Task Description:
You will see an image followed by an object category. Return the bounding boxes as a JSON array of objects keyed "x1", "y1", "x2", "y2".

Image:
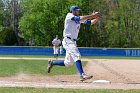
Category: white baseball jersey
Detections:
[
  {"x1": 63, "y1": 13, "x2": 80, "y2": 39},
  {"x1": 52, "y1": 38, "x2": 61, "y2": 46},
  {"x1": 62, "y1": 13, "x2": 81, "y2": 66}
]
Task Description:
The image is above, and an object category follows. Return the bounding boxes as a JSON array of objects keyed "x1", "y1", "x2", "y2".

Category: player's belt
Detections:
[{"x1": 66, "y1": 37, "x2": 77, "y2": 41}]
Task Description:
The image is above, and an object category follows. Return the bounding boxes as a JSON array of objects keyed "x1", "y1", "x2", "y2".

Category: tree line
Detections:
[{"x1": 0, "y1": 0, "x2": 140, "y2": 48}]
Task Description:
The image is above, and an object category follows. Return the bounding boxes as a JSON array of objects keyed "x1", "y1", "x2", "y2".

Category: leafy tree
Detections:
[
  {"x1": 17, "y1": 0, "x2": 140, "y2": 47},
  {"x1": 0, "y1": 0, "x2": 4, "y2": 32},
  {"x1": 0, "y1": 27, "x2": 17, "y2": 45}
]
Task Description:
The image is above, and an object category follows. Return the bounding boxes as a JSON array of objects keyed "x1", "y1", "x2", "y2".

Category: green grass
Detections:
[
  {"x1": 0, "y1": 55, "x2": 52, "y2": 58},
  {"x1": 0, "y1": 87, "x2": 139, "y2": 93},
  {"x1": 0, "y1": 59, "x2": 87, "y2": 77}
]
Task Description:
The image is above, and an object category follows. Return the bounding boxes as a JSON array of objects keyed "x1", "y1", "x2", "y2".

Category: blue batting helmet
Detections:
[{"x1": 70, "y1": 6, "x2": 80, "y2": 12}]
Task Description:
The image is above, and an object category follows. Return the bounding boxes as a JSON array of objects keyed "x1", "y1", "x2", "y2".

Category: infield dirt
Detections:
[{"x1": 0, "y1": 57, "x2": 140, "y2": 89}]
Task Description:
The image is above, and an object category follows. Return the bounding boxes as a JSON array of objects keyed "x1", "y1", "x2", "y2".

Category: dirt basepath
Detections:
[
  {"x1": 0, "y1": 57, "x2": 140, "y2": 89},
  {"x1": 85, "y1": 59, "x2": 140, "y2": 84}
]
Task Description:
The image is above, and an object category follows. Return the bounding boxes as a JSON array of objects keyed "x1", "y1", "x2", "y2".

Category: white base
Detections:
[{"x1": 93, "y1": 80, "x2": 111, "y2": 84}]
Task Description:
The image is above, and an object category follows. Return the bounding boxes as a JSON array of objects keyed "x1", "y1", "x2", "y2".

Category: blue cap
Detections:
[{"x1": 70, "y1": 6, "x2": 80, "y2": 12}]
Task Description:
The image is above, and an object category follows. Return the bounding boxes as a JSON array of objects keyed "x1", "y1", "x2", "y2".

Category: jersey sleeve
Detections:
[
  {"x1": 66, "y1": 13, "x2": 80, "y2": 24},
  {"x1": 83, "y1": 20, "x2": 91, "y2": 25},
  {"x1": 71, "y1": 16, "x2": 80, "y2": 24}
]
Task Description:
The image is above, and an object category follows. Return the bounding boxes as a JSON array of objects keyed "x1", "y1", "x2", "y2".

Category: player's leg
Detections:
[
  {"x1": 52, "y1": 38, "x2": 73, "y2": 67},
  {"x1": 48, "y1": 39, "x2": 75, "y2": 73},
  {"x1": 53, "y1": 46, "x2": 56, "y2": 58},
  {"x1": 67, "y1": 46, "x2": 84, "y2": 76},
  {"x1": 47, "y1": 59, "x2": 65, "y2": 73},
  {"x1": 67, "y1": 44, "x2": 93, "y2": 81},
  {"x1": 47, "y1": 51, "x2": 73, "y2": 73},
  {"x1": 53, "y1": 46, "x2": 59, "y2": 58},
  {"x1": 55, "y1": 47, "x2": 59, "y2": 60},
  {"x1": 75, "y1": 60, "x2": 93, "y2": 81},
  {"x1": 63, "y1": 51, "x2": 74, "y2": 67}
]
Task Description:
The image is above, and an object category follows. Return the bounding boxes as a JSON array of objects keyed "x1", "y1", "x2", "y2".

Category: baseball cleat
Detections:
[
  {"x1": 47, "y1": 60, "x2": 54, "y2": 73},
  {"x1": 80, "y1": 73, "x2": 93, "y2": 82}
]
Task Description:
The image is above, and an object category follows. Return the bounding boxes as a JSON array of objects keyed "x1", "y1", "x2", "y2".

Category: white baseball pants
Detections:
[{"x1": 62, "y1": 37, "x2": 81, "y2": 67}]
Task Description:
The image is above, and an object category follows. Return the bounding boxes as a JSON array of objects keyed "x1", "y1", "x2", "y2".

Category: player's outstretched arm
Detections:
[
  {"x1": 80, "y1": 12, "x2": 100, "y2": 22},
  {"x1": 82, "y1": 16, "x2": 100, "y2": 25},
  {"x1": 91, "y1": 18, "x2": 100, "y2": 25}
]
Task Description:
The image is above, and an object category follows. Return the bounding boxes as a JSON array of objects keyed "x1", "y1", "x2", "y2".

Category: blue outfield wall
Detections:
[{"x1": 0, "y1": 46, "x2": 140, "y2": 57}]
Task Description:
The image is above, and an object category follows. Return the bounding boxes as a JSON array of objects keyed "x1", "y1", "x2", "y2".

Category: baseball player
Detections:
[
  {"x1": 52, "y1": 35, "x2": 61, "y2": 58},
  {"x1": 48, "y1": 6, "x2": 100, "y2": 81}
]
